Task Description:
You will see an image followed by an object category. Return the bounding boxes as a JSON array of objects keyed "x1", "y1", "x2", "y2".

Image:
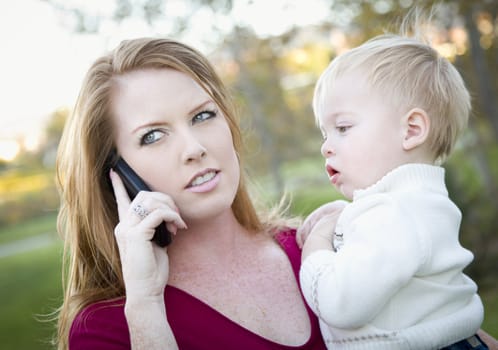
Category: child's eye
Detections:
[
  {"x1": 192, "y1": 110, "x2": 216, "y2": 125},
  {"x1": 140, "y1": 129, "x2": 165, "y2": 145},
  {"x1": 336, "y1": 125, "x2": 351, "y2": 134}
]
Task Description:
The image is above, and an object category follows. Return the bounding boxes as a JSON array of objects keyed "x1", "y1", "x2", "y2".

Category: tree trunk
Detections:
[{"x1": 464, "y1": 5, "x2": 498, "y2": 138}]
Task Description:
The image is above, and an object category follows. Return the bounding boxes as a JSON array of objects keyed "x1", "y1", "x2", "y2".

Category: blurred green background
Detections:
[{"x1": 1, "y1": 0, "x2": 497, "y2": 348}]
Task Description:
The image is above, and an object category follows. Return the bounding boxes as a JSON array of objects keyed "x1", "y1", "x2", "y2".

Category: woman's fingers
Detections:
[
  {"x1": 109, "y1": 169, "x2": 132, "y2": 220},
  {"x1": 110, "y1": 169, "x2": 186, "y2": 232},
  {"x1": 141, "y1": 191, "x2": 179, "y2": 213},
  {"x1": 138, "y1": 207, "x2": 187, "y2": 236}
]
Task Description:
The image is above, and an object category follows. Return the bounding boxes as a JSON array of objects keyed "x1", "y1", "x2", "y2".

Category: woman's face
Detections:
[{"x1": 110, "y1": 68, "x2": 240, "y2": 222}]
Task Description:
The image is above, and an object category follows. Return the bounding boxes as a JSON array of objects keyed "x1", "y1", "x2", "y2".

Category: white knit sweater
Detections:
[{"x1": 300, "y1": 164, "x2": 483, "y2": 349}]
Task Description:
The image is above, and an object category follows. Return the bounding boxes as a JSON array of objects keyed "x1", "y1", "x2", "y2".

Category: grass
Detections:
[
  {"x1": 0, "y1": 213, "x2": 58, "y2": 245},
  {"x1": 0, "y1": 243, "x2": 63, "y2": 350}
]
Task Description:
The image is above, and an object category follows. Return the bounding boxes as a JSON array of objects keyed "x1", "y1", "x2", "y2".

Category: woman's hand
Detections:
[
  {"x1": 110, "y1": 169, "x2": 183, "y2": 349},
  {"x1": 296, "y1": 200, "x2": 348, "y2": 248},
  {"x1": 110, "y1": 169, "x2": 187, "y2": 299}
]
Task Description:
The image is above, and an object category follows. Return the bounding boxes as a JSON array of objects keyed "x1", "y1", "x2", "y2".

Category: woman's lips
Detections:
[{"x1": 186, "y1": 169, "x2": 220, "y2": 193}]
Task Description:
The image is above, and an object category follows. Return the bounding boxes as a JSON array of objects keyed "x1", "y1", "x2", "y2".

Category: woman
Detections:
[{"x1": 55, "y1": 37, "x2": 324, "y2": 349}]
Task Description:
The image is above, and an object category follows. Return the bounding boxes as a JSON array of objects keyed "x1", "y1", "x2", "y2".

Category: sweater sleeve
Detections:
[{"x1": 299, "y1": 197, "x2": 428, "y2": 329}]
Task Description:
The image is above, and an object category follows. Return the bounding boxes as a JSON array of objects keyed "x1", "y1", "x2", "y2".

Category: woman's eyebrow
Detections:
[
  {"x1": 131, "y1": 120, "x2": 165, "y2": 134},
  {"x1": 130, "y1": 100, "x2": 216, "y2": 134},
  {"x1": 187, "y1": 99, "x2": 215, "y2": 116}
]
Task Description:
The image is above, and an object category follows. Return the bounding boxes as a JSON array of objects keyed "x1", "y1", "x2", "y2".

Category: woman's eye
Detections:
[
  {"x1": 192, "y1": 110, "x2": 216, "y2": 125},
  {"x1": 140, "y1": 129, "x2": 165, "y2": 145}
]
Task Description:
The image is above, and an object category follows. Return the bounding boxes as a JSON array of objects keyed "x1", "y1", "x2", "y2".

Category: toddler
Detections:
[{"x1": 298, "y1": 21, "x2": 486, "y2": 350}]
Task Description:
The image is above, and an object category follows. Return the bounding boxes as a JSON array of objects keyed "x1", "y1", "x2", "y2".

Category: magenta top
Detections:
[{"x1": 68, "y1": 229, "x2": 326, "y2": 349}]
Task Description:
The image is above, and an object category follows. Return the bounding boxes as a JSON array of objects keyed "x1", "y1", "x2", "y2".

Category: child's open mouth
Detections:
[{"x1": 326, "y1": 165, "x2": 339, "y2": 185}]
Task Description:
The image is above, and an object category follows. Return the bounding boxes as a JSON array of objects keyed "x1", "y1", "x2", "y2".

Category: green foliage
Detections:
[
  {"x1": 43, "y1": 107, "x2": 68, "y2": 150},
  {"x1": 481, "y1": 289, "x2": 498, "y2": 338},
  {"x1": 0, "y1": 171, "x2": 58, "y2": 227},
  {"x1": 278, "y1": 157, "x2": 345, "y2": 216},
  {"x1": 290, "y1": 186, "x2": 342, "y2": 217},
  {"x1": 445, "y1": 145, "x2": 498, "y2": 290}
]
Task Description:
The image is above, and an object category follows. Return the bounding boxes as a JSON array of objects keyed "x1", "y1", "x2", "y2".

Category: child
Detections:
[{"x1": 298, "y1": 16, "x2": 487, "y2": 350}]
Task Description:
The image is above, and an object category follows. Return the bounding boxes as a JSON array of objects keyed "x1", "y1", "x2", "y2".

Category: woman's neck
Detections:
[{"x1": 168, "y1": 209, "x2": 257, "y2": 262}]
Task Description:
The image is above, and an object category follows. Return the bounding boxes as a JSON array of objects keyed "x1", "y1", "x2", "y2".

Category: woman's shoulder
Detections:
[
  {"x1": 69, "y1": 298, "x2": 130, "y2": 349},
  {"x1": 274, "y1": 227, "x2": 298, "y2": 247},
  {"x1": 273, "y1": 227, "x2": 301, "y2": 274}
]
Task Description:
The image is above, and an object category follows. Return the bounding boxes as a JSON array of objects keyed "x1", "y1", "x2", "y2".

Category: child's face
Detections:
[{"x1": 317, "y1": 70, "x2": 407, "y2": 199}]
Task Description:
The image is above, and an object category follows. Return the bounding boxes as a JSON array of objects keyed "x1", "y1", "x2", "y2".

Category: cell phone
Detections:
[{"x1": 109, "y1": 153, "x2": 172, "y2": 247}]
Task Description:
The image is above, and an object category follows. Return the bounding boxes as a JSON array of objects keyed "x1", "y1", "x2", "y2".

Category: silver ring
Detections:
[{"x1": 132, "y1": 204, "x2": 149, "y2": 219}]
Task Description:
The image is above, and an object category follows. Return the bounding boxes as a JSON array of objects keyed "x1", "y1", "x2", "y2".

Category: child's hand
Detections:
[
  {"x1": 301, "y1": 209, "x2": 343, "y2": 261},
  {"x1": 296, "y1": 200, "x2": 348, "y2": 248}
]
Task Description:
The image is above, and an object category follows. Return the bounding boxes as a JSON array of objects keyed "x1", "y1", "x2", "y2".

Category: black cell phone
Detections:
[{"x1": 109, "y1": 154, "x2": 172, "y2": 247}]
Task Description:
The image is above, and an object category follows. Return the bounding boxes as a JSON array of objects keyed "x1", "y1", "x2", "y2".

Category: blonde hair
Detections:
[
  {"x1": 55, "y1": 37, "x2": 268, "y2": 349},
  {"x1": 313, "y1": 10, "x2": 471, "y2": 162}
]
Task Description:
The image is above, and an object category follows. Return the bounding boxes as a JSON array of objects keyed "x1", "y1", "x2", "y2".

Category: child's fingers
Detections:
[
  {"x1": 297, "y1": 200, "x2": 349, "y2": 248},
  {"x1": 296, "y1": 229, "x2": 304, "y2": 248},
  {"x1": 296, "y1": 221, "x2": 311, "y2": 248}
]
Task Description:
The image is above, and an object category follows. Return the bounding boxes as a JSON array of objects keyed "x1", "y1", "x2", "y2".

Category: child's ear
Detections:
[{"x1": 402, "y1": 108, "x2": 430, "y2": 151}]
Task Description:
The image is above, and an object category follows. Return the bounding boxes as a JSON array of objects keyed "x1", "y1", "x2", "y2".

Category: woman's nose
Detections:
[
  {"x1": 182, "y1": 134, "x2": 207, "y2": 163},
  {"x1": 185, "y1": 147, "x2": 206, "y2": 163}
]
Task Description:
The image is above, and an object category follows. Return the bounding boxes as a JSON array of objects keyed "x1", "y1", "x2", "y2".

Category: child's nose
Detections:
[{"x1": 321, "y1": 140, "x2": 336, "y2": 158}]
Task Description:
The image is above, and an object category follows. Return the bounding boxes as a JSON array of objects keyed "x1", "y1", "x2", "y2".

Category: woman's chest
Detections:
[{"x1": 168, "y1": 250, "x2": 311, "y2": 345}]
